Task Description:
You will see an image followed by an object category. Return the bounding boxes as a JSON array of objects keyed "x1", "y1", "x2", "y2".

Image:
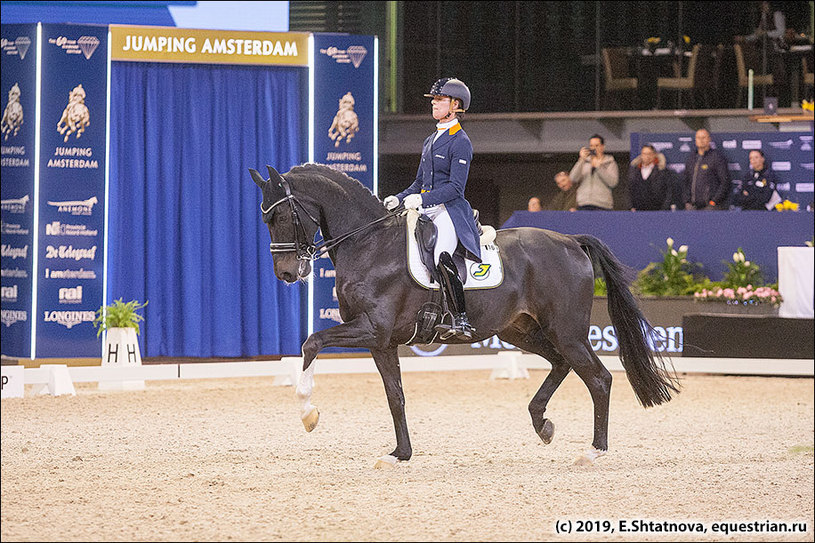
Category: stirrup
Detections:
[{"x1": 435, "y1": 315, "x2": 475, "y2": 341}]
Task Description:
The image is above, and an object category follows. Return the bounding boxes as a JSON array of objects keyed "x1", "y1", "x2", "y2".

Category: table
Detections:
[
  {"x1": 778, "y1": 246, "x2": 814, "y2": 318},
  {"x1": 629, "y1": 47, "x2": 694, "y2": 110}
]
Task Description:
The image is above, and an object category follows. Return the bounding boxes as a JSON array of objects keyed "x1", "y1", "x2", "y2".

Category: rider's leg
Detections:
[{"x1": 434, "y1": 251, "x2": 475, "y2": 340}]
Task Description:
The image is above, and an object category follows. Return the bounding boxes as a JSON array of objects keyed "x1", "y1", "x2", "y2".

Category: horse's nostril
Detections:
[{"x1": 282, "y1": 272, "x2": 294, "y2": 283}]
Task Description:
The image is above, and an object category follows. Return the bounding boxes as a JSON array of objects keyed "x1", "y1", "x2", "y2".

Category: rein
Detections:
[{"x1": 261, "y1": 176, "x2": 403, "y2": 262}]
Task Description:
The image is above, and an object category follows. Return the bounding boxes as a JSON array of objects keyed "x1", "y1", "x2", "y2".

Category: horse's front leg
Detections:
[
  {"x1": 370, "y1": 347, "x2": 411, "y2": 469},
  {"x1": 295, "y1": 315, "x2": 377, "y2": 434}
]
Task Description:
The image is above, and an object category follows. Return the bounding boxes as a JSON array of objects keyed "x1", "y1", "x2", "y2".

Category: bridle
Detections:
[{"x1": 261, "y1": 176, "x2": 403, "y2": 262}]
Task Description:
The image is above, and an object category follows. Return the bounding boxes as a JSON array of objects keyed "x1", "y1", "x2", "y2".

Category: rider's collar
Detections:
[{"x1": 436, "y1": 118, "x2": 459, "y2": 132}]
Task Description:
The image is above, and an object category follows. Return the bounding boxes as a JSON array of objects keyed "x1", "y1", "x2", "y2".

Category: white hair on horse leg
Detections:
[{"x1": 296, "y1": 363, "x2": 316, "y2": 417}]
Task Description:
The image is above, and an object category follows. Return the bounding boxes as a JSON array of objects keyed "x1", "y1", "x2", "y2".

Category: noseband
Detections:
[{"x1": 261, "y1": 176, "x2": 402, "y2": 262}]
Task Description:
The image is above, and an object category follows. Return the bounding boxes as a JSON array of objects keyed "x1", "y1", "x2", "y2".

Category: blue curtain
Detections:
[{"x1": 109, "y1": 62, "x2": 305, "y2": 357}]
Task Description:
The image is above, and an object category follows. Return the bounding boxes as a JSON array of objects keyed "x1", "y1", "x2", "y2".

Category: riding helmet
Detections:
[{"x1": 424, "y1": 77, "x2": 471, "y2": 112}]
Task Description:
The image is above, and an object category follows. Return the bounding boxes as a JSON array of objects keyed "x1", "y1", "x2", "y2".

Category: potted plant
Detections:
[{"x1": 93, "y1": 298, "x2": 148, "y2": 366}]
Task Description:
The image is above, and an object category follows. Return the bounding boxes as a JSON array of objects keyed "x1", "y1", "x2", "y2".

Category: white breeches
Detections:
[{"x1": 421, "y1": 203, "x2": 457, "y2": 265}]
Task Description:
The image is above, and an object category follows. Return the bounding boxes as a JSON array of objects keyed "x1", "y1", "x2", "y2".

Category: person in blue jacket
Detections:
[
  {"x1": 731, "y1": 149, "x2": 781, "y2": 210},
  {"x1": 383, "y1": 77, "x2": 481, "y2": 341}
]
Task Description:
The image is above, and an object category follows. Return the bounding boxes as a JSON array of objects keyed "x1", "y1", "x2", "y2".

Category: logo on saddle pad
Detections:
[{"x1": 405, "y1": 212, "x2": 503, "y2": 290}]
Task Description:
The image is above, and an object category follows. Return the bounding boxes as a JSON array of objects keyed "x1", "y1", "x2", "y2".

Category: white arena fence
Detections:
[{"x1": 4, "y1": 352, "x2": 812, "y2": 398}]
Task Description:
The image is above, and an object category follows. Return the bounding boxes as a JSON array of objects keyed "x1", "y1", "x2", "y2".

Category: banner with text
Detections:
[
  {"x1": 110, "y1": 25, "x2": 309, "y2": 66},
  {"x1": 312, "y1": 34, "x2": 376, "y2": 351},
  {"x1": 1, "y1": 23, "x2": 37, "y2": 358},
  {"x1": 36, "y1": 24, "x2": 108, "y2": 358},
  {"x1": 630, "y1": 131, "x2": 814, "y2": 204}
]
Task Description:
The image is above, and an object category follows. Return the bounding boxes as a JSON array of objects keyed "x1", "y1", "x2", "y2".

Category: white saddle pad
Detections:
[{"x1": 405, "y1": 210, "x2": 504, "y2": 290}]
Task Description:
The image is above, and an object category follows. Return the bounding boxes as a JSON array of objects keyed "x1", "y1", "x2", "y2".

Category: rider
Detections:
[{"x1": 383, "y1": 77, "x2": 481, "y2": 341}]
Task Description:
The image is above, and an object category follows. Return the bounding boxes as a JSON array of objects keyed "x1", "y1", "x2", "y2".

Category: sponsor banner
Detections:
[
  {"x1": 110, "y1": 26, "x2": 309, "y2": 66},
  {"x1": 36, "y1": 24, "x2": 108, "y2": 357},
  {"x1": 631, "y1": 131, "x2": 815, "y2": 203},
  {"x1": 311, "y1": 34, "x2": 376, "y2": 353},
  {"x1": 1, "y1": 23, "x2": 37, "y2": 358}
]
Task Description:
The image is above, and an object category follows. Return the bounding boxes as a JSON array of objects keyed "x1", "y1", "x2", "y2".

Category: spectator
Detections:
[
  {"x1": 731, "y1": 150, "x2": 782, "y2": 210},
  {"x1": 546, "y1": 171, "x2": 578, "y2": 211},
  {"x1": 682, "y1": 128, "x2": 730, "y2": 210},
  {"x1": 628, "y1": 144, "x2": 673, "y2": 211},
  {"x1": 527, "y1": 196, "x2": 543, "y2": 212},
  {"x1": 569, "y1": 134, "x2": 619, "y2": 210},
  {"x1": 744, "y1": 1, "x2": 786, "y2": 48}
]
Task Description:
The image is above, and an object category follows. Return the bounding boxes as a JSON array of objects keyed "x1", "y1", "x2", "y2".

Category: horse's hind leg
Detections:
[
  {"x1": 553, "y1": 337, "x2": 612, "y2": 463},
  {"x1": 370, "y1": 347, "x2": 412, "y2": 468},
  {"x1": 498, "y1": 326, "x2": 571, "y2": 445}
]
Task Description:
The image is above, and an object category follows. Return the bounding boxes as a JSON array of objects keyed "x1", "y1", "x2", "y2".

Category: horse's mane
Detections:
[{"x1": 287, "y1": 163, "x2": 386, "y2": 217}]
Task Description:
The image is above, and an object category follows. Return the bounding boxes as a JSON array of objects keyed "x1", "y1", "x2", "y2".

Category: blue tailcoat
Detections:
[{"x1": 396, "y1": 124, "x2": 482, "y2": 262}]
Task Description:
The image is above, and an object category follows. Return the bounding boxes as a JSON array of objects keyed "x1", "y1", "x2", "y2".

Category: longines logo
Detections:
[
  {"x1": 57, "y1": 84, "x2": 90, "y2": 142},
  {"x1": 1, "y1": 194, "x2": 29, "y2": 213},
  {"x1": 1, "y1": 36, "x2": 31, "y2": 60},
  {"x1": 2, "y1": 83, "x2": 23, "y2": 140},
  {"x1": 1, "y1": 309, "x2": 27, "y2": 327},
  {"x1": 43, "y1": 310, "x2": 95, "y2": 329},
  {"x1": 47, "y1": 196, "x2": 97, "y2": 215},
  {"x1": 319, "y1": 45, "x2": 367, "y2": 68},
  {"x1": 328, "y1": 92, "x2": 359, "y2": 148}
]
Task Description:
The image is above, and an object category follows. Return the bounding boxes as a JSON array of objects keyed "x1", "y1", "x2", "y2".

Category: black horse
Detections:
[{"x1": 251, "y1": 163, "x2": 679, "y2": 467}]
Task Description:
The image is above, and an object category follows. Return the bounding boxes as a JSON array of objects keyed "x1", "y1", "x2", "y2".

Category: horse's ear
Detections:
[
  {"x1": 249, "y1": 168, "x2": 267, "y2": 189},
  {"x1": 266, "y1": 165, "x2": 284, "y2": 185}
]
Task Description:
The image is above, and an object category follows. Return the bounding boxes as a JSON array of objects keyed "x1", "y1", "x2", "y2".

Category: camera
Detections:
[{"x1": 589, "y1": 149, "x2": 596, "y2": 156}]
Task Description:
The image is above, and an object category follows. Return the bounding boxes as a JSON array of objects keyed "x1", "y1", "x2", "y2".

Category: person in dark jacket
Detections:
[
  {"x1": 628, "y1": 144, "x2": 673, "y2": 211},
  {"x1": 731, "y1": 150, "x2": 781, "y2": 210},
  {"x1": 682, "y1": 128, "x2": 731, "y2": 210},
  {"x1": 382, "y1": 77, "x2": 480, "y2": 340}
]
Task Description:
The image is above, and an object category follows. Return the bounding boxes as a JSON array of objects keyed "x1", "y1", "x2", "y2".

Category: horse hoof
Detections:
[
  {"x1": 574, "y1": 447, "x2": 607, "y2": 466},
  {"x1": 301, "y1": 407, "x2": 319, "y2": 432},
  {"x1": 538, "y1": 418, "x2": 555, "y2": 445},
  {"x1": 374, "y1": 455, "x2": 399, "y2": 470}
]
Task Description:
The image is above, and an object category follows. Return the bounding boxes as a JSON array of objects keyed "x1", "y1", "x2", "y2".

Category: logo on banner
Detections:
[
  {"x1": 57, "y1": 85, "x2": 90, "y2": 142},
  {"x1": 801, "y1": 163, "x2": 814, "y2": 171},
  {"x1": 650, "y1": 142, "x2": 673, "y2": 152},
  {"x1": 800, "y1": 136, "x2": 813, "y2": 151},
  {"x1": 796, "y1": 183, "x2": 814, "y2": 193},
  {"x1": 771, "y1": 161, "x2": 791, "y2": 171},
  {"x1": 1, "y1": 267, "x2": 28, "y2": 278},
  {"x1": 742, "y1": 140, "x2": 762, "y2": 150},
  {"x1": 727, "y1": 163, "x2": 741, "y2": 171},
  {"x1": 1, "y1": 309, "x2": 27, "y2": 327},
  {"x1": 1, "y1": 221, "x2": 29, "y2": 235},
  {"x1": 1, "y1": 36, "x2": 31, "y2": 60},
  {"x1": 45, "y1": 268, "x2": 97, "y2": 280},
  {"x1": 722, "y1": 139, "x2": 737, "y2": 149},
  {"x1": 769, "y1": 139, "x2": 793, "y2": 150},
  {"x1": 668, "y1": 163, "x2": 685, "y2": 174},
  {"x1": 1, "y1": 284, "x2": 18, "y2": 303},
  {"x1": 48, "y1": 35, "x2": 99, "y2": 59},
  {"x1": 320, "y1": 45, "x2": 367, "y2": 68},
  {"x1": 58, "y1": 285, "x2": 83, "y2": 304},
  {"x1": 47, "y1": 196, "x2": 97, "y2": 215},
  {"x1": 45, "y1": 221, "x2": 98, "y2": 237},
  {"x1": 328, "y1": 92, "x2": 360, "y2": 148},
  {"x1": 45, "y1": 245, "x2": 98, "y2": 261},
  {"x1": 1, "y1": 244, "x2": 28, "y2": 259},
  {"x1": 43, "y1": 310, "x2": 95, "y2": 329},
  {"x1": 2, "y1": 83, "x2": 24, "y2": 140}
]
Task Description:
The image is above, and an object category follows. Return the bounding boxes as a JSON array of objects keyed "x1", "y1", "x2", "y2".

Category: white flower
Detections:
[
  {"x1": 732, "y1": 252, "x2": 740, "y2": 262},
  {"x1": 671, "y1": 249, "x2": 678, "y2": 256},
  {"x1": 744, "y1": 261, "x2": 750, "y2": 267},
  {"x1": 679, "y1": 245, "x2": 688, "y2": 254},
  {"x1": 666, "y1": 237, "x2": 674, "y2": 247}
]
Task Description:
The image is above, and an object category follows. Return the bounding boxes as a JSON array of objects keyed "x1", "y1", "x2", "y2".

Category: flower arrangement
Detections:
[
  {"x1": 721, "y1": 248, "x2": 763, "y2": 288},
  {"x1": 634, "y1": 238, "x2": 702, "y2": 296},
  {"x1": 694, "y1": 285, "x2": 782, "y2": 306},
  {"x1": 775, "y1": 199, "x2": 799, "y2": 211}
]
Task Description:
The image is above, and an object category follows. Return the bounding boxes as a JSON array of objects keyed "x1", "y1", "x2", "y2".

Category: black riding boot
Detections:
[{"x1": 434, "y1": 252, "x2": 475, "y2": 341}]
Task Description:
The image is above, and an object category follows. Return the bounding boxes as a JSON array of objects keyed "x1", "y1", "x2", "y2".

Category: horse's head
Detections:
[{"x1": 250, "y1": 165, "x2": 320, "y2": 284}]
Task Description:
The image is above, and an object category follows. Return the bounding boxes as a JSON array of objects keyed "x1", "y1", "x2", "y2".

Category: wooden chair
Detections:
[
  {"x1": 656, "y1": 44, "x2": 701, "y2": 109},
  {"x1": 602, "y1": 47, "x2": 638, "y2": 110},
  {"x1": 734, "y1": 42, "x2": 774, "y2": 108}
]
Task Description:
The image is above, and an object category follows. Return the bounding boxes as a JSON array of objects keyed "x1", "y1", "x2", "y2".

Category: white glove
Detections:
[
  {"x1": 403, "y1": 193, "x2": 423, "y2": 210},
  {"x1": 383, "y1": 195, "x2": 399, "y2": 210}
]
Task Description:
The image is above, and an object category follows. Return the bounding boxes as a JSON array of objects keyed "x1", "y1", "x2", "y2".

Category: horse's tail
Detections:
[{"x1": 575, "y1": 234, "x2": 680, "y2": 407}]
